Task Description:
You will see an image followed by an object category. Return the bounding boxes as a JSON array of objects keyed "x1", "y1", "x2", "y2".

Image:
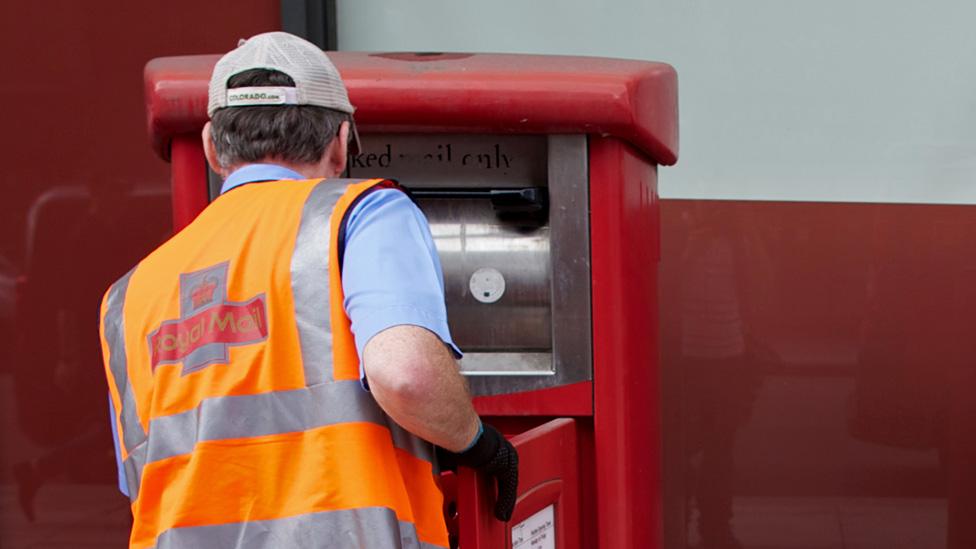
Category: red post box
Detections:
[{"x1": 144, "y1": 51, "x2": 678, "y2": 548}]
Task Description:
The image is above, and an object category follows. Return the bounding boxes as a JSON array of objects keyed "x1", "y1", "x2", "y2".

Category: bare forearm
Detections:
[{"x1": 363, "y1": 325, "x2": 481, "y2": 452}]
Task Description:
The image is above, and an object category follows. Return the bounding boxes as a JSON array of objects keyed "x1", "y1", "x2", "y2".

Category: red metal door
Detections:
[{"x1": 457, "y1": 418, "x2": 581, "y2": 549}]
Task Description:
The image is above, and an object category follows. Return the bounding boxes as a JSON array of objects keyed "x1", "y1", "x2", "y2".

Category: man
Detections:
[{"x1": 100, "y1": 31, "x2": 517, "y2": 549}]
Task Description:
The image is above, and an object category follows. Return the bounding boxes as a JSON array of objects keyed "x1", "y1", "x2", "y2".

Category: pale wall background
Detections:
[{"x1": 337, "y1": 1, "x2": 976, "y2": 204}]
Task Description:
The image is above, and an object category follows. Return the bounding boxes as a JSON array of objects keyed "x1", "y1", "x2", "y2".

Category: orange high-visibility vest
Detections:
[{"x1": 99, "y1": 178, "x2": 449, "y2": 549}]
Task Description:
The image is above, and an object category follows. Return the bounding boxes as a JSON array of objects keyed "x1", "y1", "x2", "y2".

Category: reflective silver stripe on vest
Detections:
[
  {"x1": 123, "y1": 441, "x2": 147, "y2": 502},
  {"x1": 387, "y1": 419, "x2": 435, "y2": 465},
  {"x1": 145, "y1": 379, "x2": 386, "y2": 464},
  {"x1": 151, "y1": 506, "x2": 446, "y2": 549},
  {"x1": 290, "y1": 180, "x2": 348, "y2": 386},
  {"x1": 104, "y1": 270, "x2": 148, "y2": 454},
  {"x1": 123, "y1": 380, "x2": 436, "y2": 502}
]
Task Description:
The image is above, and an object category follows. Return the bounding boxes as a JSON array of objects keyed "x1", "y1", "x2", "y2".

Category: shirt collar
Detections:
[{"x1": 220, "y1": 164, "x2": 305, "y2": 195}]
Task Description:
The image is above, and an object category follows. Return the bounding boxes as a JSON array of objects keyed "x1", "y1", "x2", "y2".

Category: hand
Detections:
[{"x1": 454, "y1": 423, "x2": 519, "y2": 522}]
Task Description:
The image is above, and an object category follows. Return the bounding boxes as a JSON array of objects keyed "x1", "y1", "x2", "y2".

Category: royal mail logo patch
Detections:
[{"x1": 148, "y1": 262, "x2": 268, "y2": 375}]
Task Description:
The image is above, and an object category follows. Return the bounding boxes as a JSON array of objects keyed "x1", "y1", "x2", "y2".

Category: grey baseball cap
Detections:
[{"x1": 208, "y1": 31, "x2": 360, "y2": 154}]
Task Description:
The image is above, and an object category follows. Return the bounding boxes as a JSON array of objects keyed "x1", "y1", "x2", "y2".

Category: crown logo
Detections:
[{"x1": 190, "y1": 276, "x2": 218, "y2": 309}]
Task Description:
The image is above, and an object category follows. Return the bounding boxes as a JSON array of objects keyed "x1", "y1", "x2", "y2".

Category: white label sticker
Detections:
[
  {"x1": 225, "y1": 87, "x2": 298, "y2": 107},
  {"x1": 469, "y1": 267, "x2": 506, "y2": 304},
  {"x1": 511, "y1": 504, "x2": 555, "y2": 549}
]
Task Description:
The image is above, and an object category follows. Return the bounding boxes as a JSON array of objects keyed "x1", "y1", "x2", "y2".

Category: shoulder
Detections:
[
  {"x1": 344, "y1": 186, "x2": 429, "y2": 238},
  {"x1": 347, "y1": 186, "x2": 419, "y2": 220}
]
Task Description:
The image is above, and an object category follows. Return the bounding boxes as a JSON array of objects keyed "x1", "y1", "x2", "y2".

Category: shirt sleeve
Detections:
[
  {"x1": 109, "y1": 394, "x2": 129, "y2": 497},
  {"x1": 341, "y1": 188, "x2": 462, "y2": 379}
]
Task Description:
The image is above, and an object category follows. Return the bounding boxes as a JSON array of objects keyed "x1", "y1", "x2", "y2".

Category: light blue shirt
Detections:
[{"x1": 112, "y1": 164, "x2": 459, "y2": 496}]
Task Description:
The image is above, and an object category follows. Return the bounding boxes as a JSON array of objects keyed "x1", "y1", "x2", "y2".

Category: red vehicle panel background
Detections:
[{"x1": 0, "y1": 3, "x2": 278, "y2": 546}]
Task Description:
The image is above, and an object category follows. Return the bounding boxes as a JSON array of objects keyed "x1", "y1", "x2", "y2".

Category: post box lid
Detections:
[{"x1": 144, "y1": 51, "x2": 678, "y2": 165}]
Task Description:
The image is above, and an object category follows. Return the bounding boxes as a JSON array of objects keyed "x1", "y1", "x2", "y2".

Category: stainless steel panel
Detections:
[
  {"x1": 459, "y1": 352, "x2": 552, "y2": 374},
  {"x1": 425, "y1": 198, "x2": 551, "y2": 352},
  {"x1": 543, "y1": 134, "x2": 592, "y2": 390},
  {"x1": 349, "y1": 133, "x2": 592, "y2": 397},
  {"x1": 347, "y1": 134, "x2": 548, "y2": 188}
]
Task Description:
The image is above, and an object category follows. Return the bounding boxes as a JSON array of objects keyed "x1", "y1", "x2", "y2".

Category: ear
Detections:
[
  {"x1": 201, "y1": 122, "x2": 228, "y2": 177},
  {"x1": 324, "y1": 121, "x2": 350, "y2": 177}
]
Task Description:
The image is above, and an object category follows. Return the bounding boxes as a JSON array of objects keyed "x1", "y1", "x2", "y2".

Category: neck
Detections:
[{"x1": 226, "y1": 158, "x2": 335, "y2": 180}]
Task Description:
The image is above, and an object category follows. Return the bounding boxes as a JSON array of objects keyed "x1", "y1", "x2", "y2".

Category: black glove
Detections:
[{"x1": 451, "y1": 423, "x2": 519, "y2": 522}]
